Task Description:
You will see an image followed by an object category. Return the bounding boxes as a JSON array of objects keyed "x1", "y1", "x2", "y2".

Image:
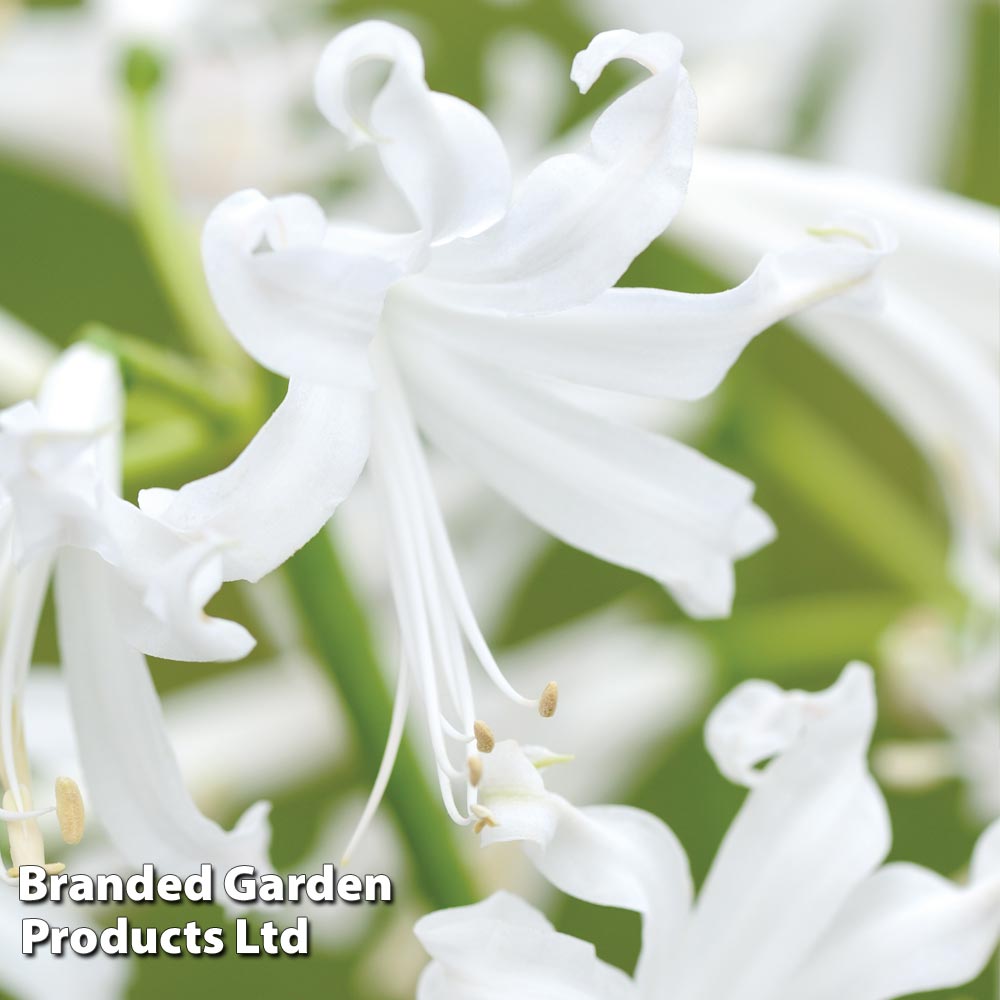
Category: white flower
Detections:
[
  {"x1": 670, "y1": 146, "x2": 1000, "y2": 606},
  {"x1": 417, "y1": 664, "x2": 1000, "y2": 1000},
  {"x1": 578, "y1": 0, "x2": 971, "y2": 185},
  {"x1": 875, "y1": 609, "x2": 1000, "y2": 823},
  {"x1": 0, "y1": 345, "x2": 268, "y2": 886},
  {"x1": 0, "y1": 0, "x2": 334, "y2": 207},
  {"x1": 141, "y1": 22, "x2": 889, "y2": 832}
]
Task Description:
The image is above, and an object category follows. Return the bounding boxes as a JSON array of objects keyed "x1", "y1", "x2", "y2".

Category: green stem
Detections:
[
  {"x1": 283, "y1": 531, "x2": 477, "y2": 911},
  {"x1": 121, "y1": 49, "x2": 245, "y2": 368},
  {"x1": 123, "y1": 414, "x2": 214, "y2": 484},
  {"x1": 703, "y1": 591, "x2": 910, "y2": 680},
  {"x1": 83, "y1": 323, "x2": 254, "y2": 425},
  {"x1": 745, "y1": 380, "x2": 963, "y2": 617}
]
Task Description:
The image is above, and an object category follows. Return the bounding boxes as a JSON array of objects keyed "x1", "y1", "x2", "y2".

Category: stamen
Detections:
[
  {"x1": 55, "y1": 777, "x2": 85, "y2": 846},
  {"x1": 340, "y1": 654, "x2": 410, "y2": 866},
  {"x1": 8, "y1": 863, "x2": 65, "y2": 878},
  {"x1": 474, "y1": 720, "x2": 495, "y2": 753},
  {"x1": 467, "y1": 755, "x2": 483, "y2": 787},
  {"x1": 538, "y1": 681, "x2": 559, "y2": 718},
  {"x1": 2, "y1": 787, "x2": 45, "y2": 870},
  {"x1": 470, "y1": 804, "x2": 497, "y2": 834}
]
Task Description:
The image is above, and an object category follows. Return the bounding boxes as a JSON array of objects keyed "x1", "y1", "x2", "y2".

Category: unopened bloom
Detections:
[
  {"x1": 418, "y1": 664, "x2": 1000, "y2": 1000},
  {"x1": 142, "y1": 22, "x2": 889, "y2": 832},
  {"x1": 0, "y1": 345, "x2": 268, "y2": 883}
]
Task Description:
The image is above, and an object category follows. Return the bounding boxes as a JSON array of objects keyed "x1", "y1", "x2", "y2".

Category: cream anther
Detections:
[
  {"x1": 538, "y1": 682, "x2": 559, "y2": 718},
  {"x1": 55, "y1": 777, "x2": 85, "y2": 846},
  {"x1": 474, "y1": 720, "x2": 496, "y2": 754}
]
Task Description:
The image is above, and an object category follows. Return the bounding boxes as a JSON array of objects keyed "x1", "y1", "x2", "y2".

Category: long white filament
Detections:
[
  {"x1": 340, "y1": 651, "x2": 410, "y2": 866},
  {"x1": 0, "y1": 528, "x2": 54, "y2": 883},
  {"x1": 0, "y1": 555, "x2": 51, "y2": 808},
  {"x1": 350, "y1": 342, "x2": 554, "y2": 833},
  {"x1": 373, "y1": 452, "x2": 465, "y2": 783},
  {"x1": 371, "y1": 456, "x2": 471, "y2": 824},
  {"x1": 376, "y1": 346, "x2": 538, "y2": 709}
]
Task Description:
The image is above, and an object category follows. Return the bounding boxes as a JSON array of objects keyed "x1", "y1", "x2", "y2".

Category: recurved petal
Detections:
[
  {"x1": 397, "y1": 337, "x2": 767, "y2": 618},
  {"x1": 475, "y1": 742, "x2": 692, "y2": 991},
  {"x1": 202, "y1": 189, "x2": 401, "y2": 387},
  {"x1": 54, "y1": 547, "x2": 272, "y2": 881},
  {"x1": 669, "y1": 664, "x2": 891, "y2": 1000},
  {"x1": 422, "y1": 30, "x2": 696, "y2": 314},
  {"x1": 139, "y1": 379, "x2": 371, "y2": 584},
  {"x1": 781, "y1": 821, "x2": 1000, "y2": 1000},
  {"x1": 411, "y1": 219, "x2": 890, "y2": 399},
  {"x1": 415, "y1": 892, "x2": 636, "y2": 1000},
  {"x1": 705, "y1": 674, "x2": 846, "y2": 788},
  {"x1": 315, "y1": 20, "x2": 511, "y2": 243},
  {"x1": 104, "y1": 508, "x2": 256, "y2": 663}
]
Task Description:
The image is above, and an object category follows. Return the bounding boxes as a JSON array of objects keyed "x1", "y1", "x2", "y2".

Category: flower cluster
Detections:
[{"x1": 1, "y1": 14, "x2": 996, "y2": 1000}]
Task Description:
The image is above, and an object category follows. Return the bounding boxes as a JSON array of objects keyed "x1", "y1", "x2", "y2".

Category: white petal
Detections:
[
  {"x1": 478, "y1": 608, "x2": 712, "y2": 804},
  {"x1": 202, "y1": 189, "x2": 401, "y2": 387},
  {"x1": 34, "y1": 342, "x2": 122, "y2": 435},
  {"x1": 477, "y1": 742, "x2": 692, "y2": 990},
  {"x1": 104, "y1": 503, "x2": 256, "y2": 662},
  {"x1": 672, "y1": 148, "x2": 1000, "y2": 605},
  {"x1": 669, "y1": 664, "x2": 891, "y2": 1000},
  {"x1": 415, "y1": 891, "x2": 636, "y2": 1000},
  {"x1": 409, "y1": 220, "x2": 889, "y2": 399},
  {"x1": 0, "y1": 306, "x2": 55, "y2": 406},
  {"x1": 140, "y1": 379, "x2": 371, "y2": 583},
  {"x1": 315, "y1": 20, "x2": 511, "y2": 243},
  {"x1": 0, "y1": 344, "x2": 122, "y2": 563},
  {"x1": 397, "y1": 337, "x2": 768, "y2": 617},
  {"x1": 0, "y1": 896, "x2": 131, "y2": 1000},
  {"x1": 423, "y1": 30, "x2": 696, "y2": 314},
  {"x1": 783, "y1": 820, "x2": 1000, "y2": 1000},
  {"x1": 55, "y1": 547, "x2": 272, "y2": 880},
  {"x1": 705, "y1": 674, "x2": 846, "y2": 788}
]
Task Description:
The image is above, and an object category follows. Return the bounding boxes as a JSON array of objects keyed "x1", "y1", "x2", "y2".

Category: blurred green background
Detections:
[{"x1": 1, "y1": 0, "x2": 997, "y2": 997}]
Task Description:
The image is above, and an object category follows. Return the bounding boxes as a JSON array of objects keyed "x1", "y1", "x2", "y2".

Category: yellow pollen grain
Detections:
[
  {"x1": 467, "y1": 756, "x2": 483, "y2": 787},
  {"x1": 473, "y1": 720, "x2": 495, "y2": 754},
  {"x1": 55, "y1": 777, "x2": 85, "y2": 846},
  {"x1": 538, "y1": 681, "x2": 559, "y2": 718}
]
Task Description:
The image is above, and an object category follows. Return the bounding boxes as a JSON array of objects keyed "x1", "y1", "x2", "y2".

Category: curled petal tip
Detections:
[{"x1": 570, "y1": 29, "x2": 684, "y2": 94}]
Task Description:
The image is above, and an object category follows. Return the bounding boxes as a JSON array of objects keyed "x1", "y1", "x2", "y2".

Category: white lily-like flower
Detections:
[
  {"x1": 0, "y1": 344, "x2": 269, "y2": 886},
  {"x1": 875, "y1": 609, "x2": 1000, "y2": 823},
  {"x1": 418, "y1": 663, "x2": 1000, "y2": 1000},
  {"x1": 141, "y1": 21, "x2": 890, "y2": 834},
  {"x1": 670, "y1": 147, "x2": 1000, "y2": 606},
  {"x1": 579, "y1": 0, "x2": 972, "y2": 185},
  {"x1": 0, "y1": 0, "x2": 335, "y2": 208}
]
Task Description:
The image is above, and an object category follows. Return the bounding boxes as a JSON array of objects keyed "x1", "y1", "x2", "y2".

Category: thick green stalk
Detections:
[
  {"x1": 704, "y1": 591, "x2": 910, "y2": 680},
  {"x1": 284, "y1": 531, "x2": 477, "y2": 911},
  {"x1": 83, "y1": 324, "x2": 253, "y2": 424},
  {"x1": 746, "y1": 380, "x2": 964, "y2": 617},
  {"x1": 121, "y1": 48, "x2": 245, "y2": 368}
]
